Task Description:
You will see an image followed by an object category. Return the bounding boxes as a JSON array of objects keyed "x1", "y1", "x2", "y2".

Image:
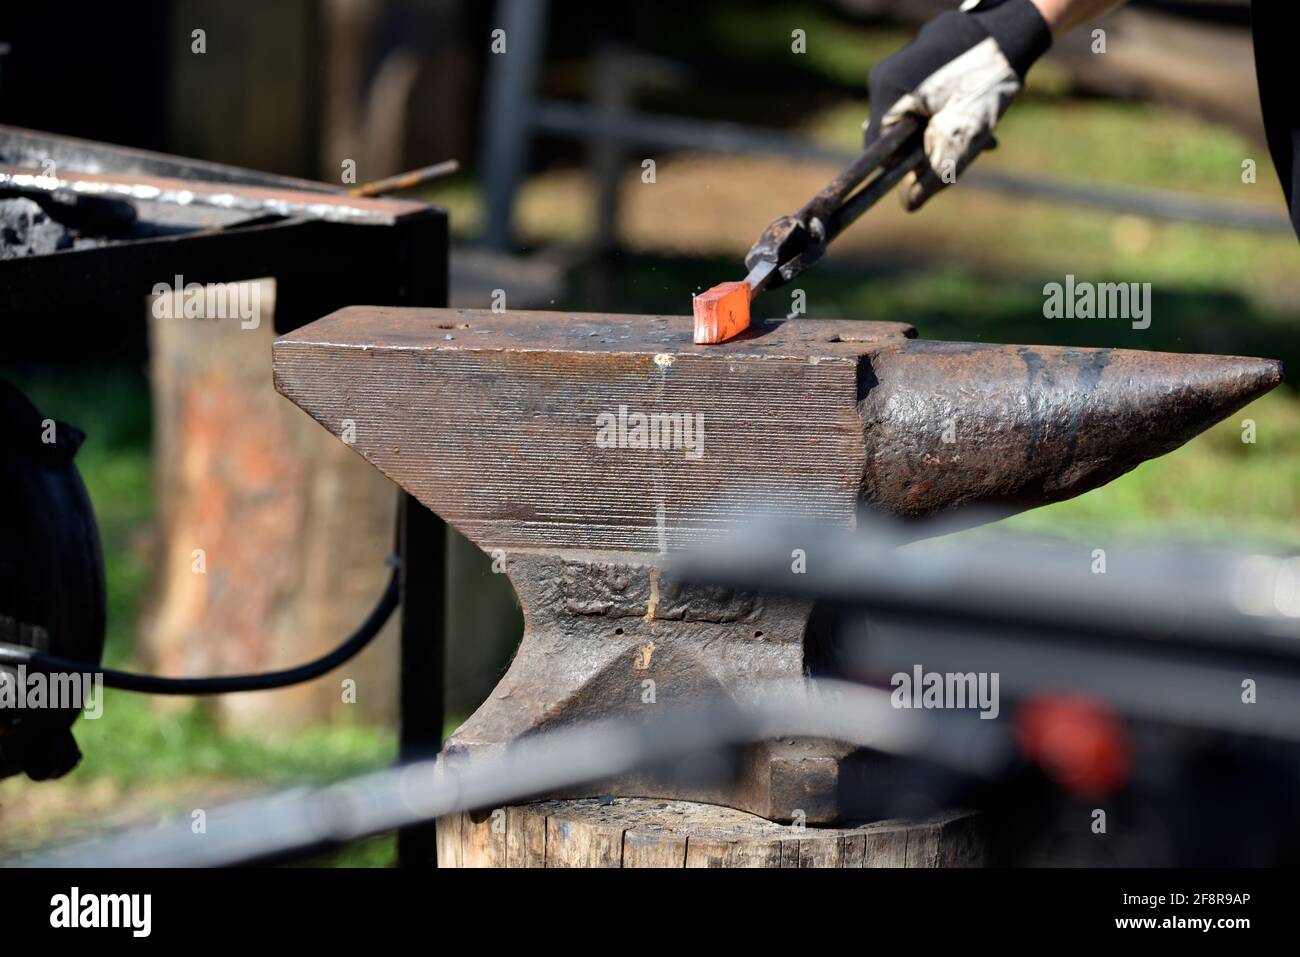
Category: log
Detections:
[
  {"x1": 437, "y1": 797, "x2": 987, "y2": 868},
  {"x1": 143, "y1": 281, "x2": 400, "y2": 730}
]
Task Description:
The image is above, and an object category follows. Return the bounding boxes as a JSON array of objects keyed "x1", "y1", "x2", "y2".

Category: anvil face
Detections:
[{"x1": 273, "y1": 307, "x2": 1279, "y2": 821}]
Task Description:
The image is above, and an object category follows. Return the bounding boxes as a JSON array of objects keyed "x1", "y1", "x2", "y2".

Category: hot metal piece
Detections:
[{"x1": 273, "y1": 307, "x2": 1280, "y2": 821}]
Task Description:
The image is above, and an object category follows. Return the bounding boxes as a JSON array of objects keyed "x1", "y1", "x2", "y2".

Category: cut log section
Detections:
[{"x1": 437, "y1": 797, "x2": 986, "y2": 868}]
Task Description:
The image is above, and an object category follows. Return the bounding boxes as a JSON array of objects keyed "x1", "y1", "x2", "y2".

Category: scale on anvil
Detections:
[{"x1": 0, "y1": 126, "x2": 449, "y2": 796}]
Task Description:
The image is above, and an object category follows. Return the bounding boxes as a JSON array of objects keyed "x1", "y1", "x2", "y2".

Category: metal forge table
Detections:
[{"x1": 0, "y1": 125, "x2": 450, "y2": 864}]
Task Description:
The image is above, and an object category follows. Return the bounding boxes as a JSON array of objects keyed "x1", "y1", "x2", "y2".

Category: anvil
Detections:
[{"x1": 273, "y1": 307, "x2": 1279, "y2": 821}]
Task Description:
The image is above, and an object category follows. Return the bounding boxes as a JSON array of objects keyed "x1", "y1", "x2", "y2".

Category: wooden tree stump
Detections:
[{"x1": 437, "y1": 798, "x2": 986, "y2": 868}]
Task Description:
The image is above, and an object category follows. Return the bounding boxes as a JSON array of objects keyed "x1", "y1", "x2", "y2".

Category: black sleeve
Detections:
[{"x1": 1251, "y1": 3, "x2": 1300, "y2": 241}]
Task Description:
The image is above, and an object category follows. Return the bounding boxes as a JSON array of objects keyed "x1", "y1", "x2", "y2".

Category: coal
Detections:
[{"x1": 0, "y1": 196, "x2": 74, "y2": 258}]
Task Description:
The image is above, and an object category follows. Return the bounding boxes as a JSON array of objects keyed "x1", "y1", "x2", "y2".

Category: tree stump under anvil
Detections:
[
  {"x1": 437, "y1": 798, "x2": 986, "y2": 868},
  {"x1": 272, "y1": 306, "x2": 1279, "y2": 823}
]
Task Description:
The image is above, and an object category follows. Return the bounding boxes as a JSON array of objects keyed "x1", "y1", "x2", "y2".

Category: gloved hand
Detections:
[{"x1": 865, "y1": 0, "x2": 1052, "y2": 210}]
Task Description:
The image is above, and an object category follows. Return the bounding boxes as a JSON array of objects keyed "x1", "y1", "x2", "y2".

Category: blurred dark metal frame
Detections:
[
  {"x1": 480, "y1": 0, "x2": 1290, "y2": 251},
  {"x1": 13, "y1": 518, "x2": 1300, "y2": 868},
  {"x1": 0, "y1": 124, "x2": 450, "y2": 867}
]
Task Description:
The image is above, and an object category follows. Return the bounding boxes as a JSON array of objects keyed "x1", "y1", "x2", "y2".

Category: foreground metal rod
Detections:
[
  {"x1": 9, "y1": 681, "x2": 993, "y2": 868},
  {"x1": 674, "y1": 511, "x2": 1300, "y2": 651},
  {"x1": 396, "y1": 494, "x2": 447, "y2": 867},
  {"x1": 15, "y1": 526, "x2": 1300, "y2": 867},
  {"x1": 672, "y1": 513, "x2": 1300, "y2": 743}
]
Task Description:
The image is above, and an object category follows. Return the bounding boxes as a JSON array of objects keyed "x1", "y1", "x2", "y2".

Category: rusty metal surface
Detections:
[
  {"x1": 273, "y1": 306, "x2": 1282, "y2": 821},
  {"x1": 287, "y1": 303, "x2": 916, "y2": 356},
  {"x1": 0, "y1": 164, "x2": 429, "y2": 227},
  {"x1": 447, "y1": 553, "x2": 802, "y2": 744},
  {"x1": 860, "y1": 338, "x2": 1282, "y2": 517},
  {"x1": 274, "y1": 308, "x2": 909, "y2": 555},
  {"x1": 0, "y1": 123, "x2": 351, "y2": 237},
  {"x1": 441, "y1": 552, "x2": 845, "y2": 821},
  {"x1": 0, "y1": 124, "x2": 332, "y2": 191},
  {"x1": 0, "y1": 127, "x2": 447, "y2": 346}
]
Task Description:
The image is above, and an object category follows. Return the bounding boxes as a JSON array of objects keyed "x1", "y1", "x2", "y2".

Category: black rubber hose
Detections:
[{"x1": 0, "y1": 562, "x2": 399, "y2": 695}]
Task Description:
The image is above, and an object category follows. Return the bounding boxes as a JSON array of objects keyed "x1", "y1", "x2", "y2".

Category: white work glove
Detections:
[{"x1": 865, "y1": 0, "x2": 1052, "y2": 210}]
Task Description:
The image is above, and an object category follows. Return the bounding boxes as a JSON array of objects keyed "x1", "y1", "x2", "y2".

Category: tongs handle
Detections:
[
  {"x1": 744, "y1": 114, "x2": 926, "y2": 289},
  {"x1": 802, "y1": 114, "x2": 925, "y2": 232},
  {"x1": 823, "y1": 121, "x2": 928, "y2": 244}
]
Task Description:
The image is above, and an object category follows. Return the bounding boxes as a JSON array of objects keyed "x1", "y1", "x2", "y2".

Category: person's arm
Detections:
[
  {"x1": 866, "y1": 0, "x2": 1128, "y2": 210},
  {"x1": 1030, "y1": 0, "x2": 1127, "y2": 36}
]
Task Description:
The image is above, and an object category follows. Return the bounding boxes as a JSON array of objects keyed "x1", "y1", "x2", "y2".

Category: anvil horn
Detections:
[
  {"x1": 272, "y1": 307, "x2": 1281, "y2": 821},
  {"x1": 860, "y1": 339, "x2": 1281, "y2": 517}
]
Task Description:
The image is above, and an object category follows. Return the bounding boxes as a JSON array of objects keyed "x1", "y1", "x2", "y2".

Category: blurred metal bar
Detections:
[
  {"x1": 671, "y1": 516, "x2": 1300, "y2": 740},
  {"x1": 672, "y1": 514, "x2": 1300, "y2": 649},
  {"x1": 14, "y1": 522, "x2": 1300, "y2": 867},
  {"x1": 395, "y1": 494, "x2": 447, "y2": 868},
  {"x1": 593, "y1": 43, "x2": 631, "y2": 250},
  {"x1": 531, "y1": 101, "x2": 1293, "y2": 233},
  {"x1": 967, "y1": 167, "x2": 1293, "y2": 233},
  {"x1": 532, "y1": 99, "x2": 841, "y2": 162},
  {"x1": 481, "y1": 0, "x2": 549, "y2": 249},
  {"x1": 10, "y1": 681, "x2": 992, "y2": 868},
  {"x1": 391, "y1": 208, "x2": 450, "y2": 868}
]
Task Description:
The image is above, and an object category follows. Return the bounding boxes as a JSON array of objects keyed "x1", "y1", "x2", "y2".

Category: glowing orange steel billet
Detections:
[{"x1": 692, "y1": 281, "x2": 753, "y2": 345}]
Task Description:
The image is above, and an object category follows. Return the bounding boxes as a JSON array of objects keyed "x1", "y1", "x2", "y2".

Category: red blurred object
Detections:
[{"x1": 1016, "y1": 695, "x2": 1132, "y2": 796}]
